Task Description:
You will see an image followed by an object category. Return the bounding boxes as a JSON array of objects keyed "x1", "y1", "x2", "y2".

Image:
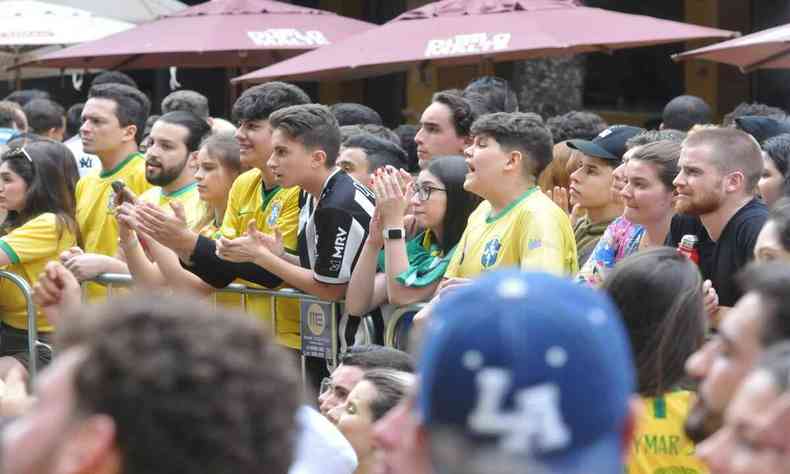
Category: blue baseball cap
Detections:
[{"x1": 418, "y1": 270, "x2": 635, "y2": 474}]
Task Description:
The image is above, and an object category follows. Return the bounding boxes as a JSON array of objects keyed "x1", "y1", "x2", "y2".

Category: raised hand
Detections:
[{"x1": 32, "y1": 261, "x2": 81, "y2": 327}]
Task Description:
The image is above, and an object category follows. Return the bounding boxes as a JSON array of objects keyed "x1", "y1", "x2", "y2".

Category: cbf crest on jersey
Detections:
[
  {"x1": 481, "y1": 238, "x2": 501, "y2": 268},
  {"x1": 267, "y1": 201, "x2": 282, "y2": 227}
]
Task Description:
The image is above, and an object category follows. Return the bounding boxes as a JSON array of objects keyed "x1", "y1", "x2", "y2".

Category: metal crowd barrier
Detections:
[
  {"x1": 0, "y1": 270, "x2": 51, "y2": 382},
  {"x1": 0, "y1": 269, "x2": 422, "y2": 384},
  {"x1": 84, "y1": 273, "x2": 377, "y2": 379},
  {"x1": 384, "y1": 303, "x2": 425, "y2": 351}
]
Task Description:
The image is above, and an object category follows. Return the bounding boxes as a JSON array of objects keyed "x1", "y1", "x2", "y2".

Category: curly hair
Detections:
[
  {"x1": 231, "y1": 81, "x2": 311, "y2": 124},
  {"x1": 722, "y1": 102, "x2": 786, "y2": 127},
  {"x1": 57, "y1": 296, "x2": 299, "y2": 474},
  {"x1": 546, "y1": 110, "x2": 607, "y2": 143}
]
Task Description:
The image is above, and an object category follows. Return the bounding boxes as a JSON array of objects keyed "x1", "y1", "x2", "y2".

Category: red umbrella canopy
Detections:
[
  {"x1": 16, "y1": 0, "x2": 375, "y2": 70},
  {"x1": 234, "y1": 0, "x2": 736, "y2": 84},
  {"x1": 673, "y1": 22, "x2": 790, "y2": 72}
]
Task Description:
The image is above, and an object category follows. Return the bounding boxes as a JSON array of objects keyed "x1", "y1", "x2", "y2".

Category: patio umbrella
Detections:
[
  {"x1": 672, "y1": 23, "x2": 790, "y2": 73},
  {"x1": 43, "y1": 0, "x2": 188, "y2": 24},
  {"x1": 0, "y1": 0, "x2": 134, "y2": 86},
  {"x1": 15, "y1": 0, "x2": 375, "y2": 70},
  {"x1": 232, "y1": 0, "x2": 737, "y2": 84}
]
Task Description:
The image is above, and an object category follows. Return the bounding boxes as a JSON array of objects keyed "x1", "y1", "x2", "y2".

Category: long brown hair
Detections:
[{"x1": 602, "y1": 247, "x2": 705, "y2": 397}]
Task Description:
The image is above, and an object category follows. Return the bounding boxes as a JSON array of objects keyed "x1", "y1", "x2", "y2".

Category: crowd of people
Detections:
[{"x1": 0, "y1": 70, "x2": 789, "y2": 474}]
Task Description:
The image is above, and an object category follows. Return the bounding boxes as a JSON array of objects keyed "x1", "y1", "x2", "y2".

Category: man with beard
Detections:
[
  {"x1": 137, "y1": 111, "x2": 211, "y2": 229},
  {"x1": 61, "y1": 110, "x2": 211, "y2": 286},
  {"x1": 684, "y1": 263, "x2": 790, "y2": 445},
  {"x1": 667, "y1": 127, "x2": 768, "y2": 320}
]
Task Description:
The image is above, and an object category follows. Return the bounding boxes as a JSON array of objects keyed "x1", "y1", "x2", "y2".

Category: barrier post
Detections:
[{"x1": 0, "y1": 270, "x2": 39, "y2": 381}]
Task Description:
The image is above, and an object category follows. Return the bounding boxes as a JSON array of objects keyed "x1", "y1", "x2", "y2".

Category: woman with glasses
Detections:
[
  {"x1": 0, "y1": 142, "x2": 79, "y2": 374},
  {"x1": 346, "y1": 155, "x2": 480, "y2": 317}
]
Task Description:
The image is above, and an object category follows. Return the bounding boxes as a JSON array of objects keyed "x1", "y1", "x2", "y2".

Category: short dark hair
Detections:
[
  {"x1": 162, "y1": 90, "x2": 210, "y2": 120},
  {"x1": 394, "y1": 124, "x2": 419, "y2": 172},
  {"x1": 339, "y1": 344, "x2": 415, "y2": 373},
  {"x1": 546, "y1": 111, "x2": 608, "y2": 143},
  {"x1": 231, "y1": 81, "x2": 311, "y2": 124},
  {"x1": 625, "y1": 129, "x2": 687, "y2": 150},
  {"x1": 66, "y1": 103, "x2": 84, "y2": 139},
  {"x1": 90, "y1": 70, "x2": 138, "y2": 89},
  {"x1": 362, "y1": 369, "x2": 412, "y2": 421},
  {"x1": 464, "y1": 76, "x2": 519, "y2": 114},
  {"x1": 0, "y1": 101, "x2": 17, "y2": 129},
  {"x1": 23, "y1": 99, "x2": 65, "y2": 135},
  {"x1": 470, "y1": 112, "x2": 554, "y2": 178},
  {"x1": 603, "y1": 247, "x2": 705, "y2": 397},
  {"x1": 89, "y1": 83, "x2": 151, "y2": 144},
  {"x1": 269, "y1": 104, "x2": 341, "y2": 167},
  {"x1": 342, "y1": 132, "x2": 408, "y2": 172},
  {"x1": 763, "y1": 133, "x2": 790, "y2": 178},
  {"x1": 358, "y1": 123, "x2": 400, "y2": 145},
  {"x1": 662, "y1": 95, "x2": 713, "y2": 131},
  {"x1": 4, "y1": 89, "x2": 49, "y2": 107},
  {"x1": 723, "y1": 102, "x2": 786, "y2": 127},
  {"x1": 431, "y1": 91, "x2": 476, "y2": 138},
  {"x1": 157, "y1": 111, "x2": 212, "y2": 153},
  {"x1": 330, "y1": 102, "x2": 383, "y2": 126},
  {"x1": 57, "y1": 296, "x2": 299, "y2": 474},
  {"x1": 737, "y1": 262, "x2": 790, "y2": 346}
]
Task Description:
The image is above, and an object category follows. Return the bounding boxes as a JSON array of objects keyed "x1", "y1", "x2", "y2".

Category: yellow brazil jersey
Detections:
[
  {"x1": 0, "y1": 213, "x2": 77, "y2": 331},
  {"x1": 221, "y1": 168, "x2": 302, "y2": 349},
  {"x1": 139, "y1": 182, "x2": 207, "y2": 231},
  {"x1": 75, "y1": 152, "x2": 153, "y2": 299},
  {"x1": 445, "y1": 188, "x2": 578, "y2": 278},
  {"x1": 628, "y1": 391, "x2": 709, "y2": 474}
]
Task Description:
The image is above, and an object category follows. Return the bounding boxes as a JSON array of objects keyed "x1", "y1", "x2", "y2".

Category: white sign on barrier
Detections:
[
  {"x1": 424, "y1": 32, "x2": 511, "y2": 58},
  {"x1": 247, "y1": 29, "x2": 329, "y2": 47}
]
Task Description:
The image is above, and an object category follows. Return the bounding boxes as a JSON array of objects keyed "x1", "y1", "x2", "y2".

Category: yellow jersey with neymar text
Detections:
[
  {"x1": 75, "y1": 153, "x2": 153, "y2": 299},
  {"x1": 445, "y1": 188, "x2": 578, "y2": 278},
  {"x1": 221, "y1": 168, "x2": 302, "y2": 349},
  {"x1": 627, "y1": 391, "x2": 708, "y2": 474}
]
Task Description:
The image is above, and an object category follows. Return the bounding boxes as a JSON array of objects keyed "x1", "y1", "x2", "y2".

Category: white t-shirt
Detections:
[
  {"x1": 64, "y1": 135, "x2": 101, "y2": 178},
  {"x1": 289, "y1": 406, "x2": 358, "y2": 474}
]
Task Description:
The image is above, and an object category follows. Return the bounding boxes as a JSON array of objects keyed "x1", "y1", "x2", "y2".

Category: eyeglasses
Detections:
[
  {"x1": 411, "y1": 182, "x2": 446, "y2": 201},
  {"x1": 2, "y1": 147, "x2": 32, "y2": 163}
]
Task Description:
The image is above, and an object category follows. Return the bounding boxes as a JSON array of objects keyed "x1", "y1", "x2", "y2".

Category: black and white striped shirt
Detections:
[{"x1": 298, "y1": 170, "x2": 375, "y2": 284}]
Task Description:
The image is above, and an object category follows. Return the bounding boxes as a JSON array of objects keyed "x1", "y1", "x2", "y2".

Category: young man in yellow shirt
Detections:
[
  {"x1": 136, "y1": 111, "x2": 209, "y2": 228},
  {"x1": 415, "y1": 112, "x2": 577, "y2": 323},
  {"x1": 144, "y1": 82, "x2": 309, "y2": 350},
  {"x1": 62, "y1": 84, "x2": 153, "y2": 298}
]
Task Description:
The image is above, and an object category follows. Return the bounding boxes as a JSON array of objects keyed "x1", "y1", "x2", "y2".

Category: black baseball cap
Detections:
[
  {"x1": 566, "y1": 125, "x2": 643, "y2": 162},
  {"x1": 734, "y1": 116, "x2": 790, "y2": 144}
]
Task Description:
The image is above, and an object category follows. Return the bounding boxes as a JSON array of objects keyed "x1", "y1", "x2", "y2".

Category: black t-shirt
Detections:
[
  {"x1": 298, "y1": 170, "x2": 375, "y2": 284},
  {"x1": 666, "y1": 199, "x2": 768, "y2": 307}
]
